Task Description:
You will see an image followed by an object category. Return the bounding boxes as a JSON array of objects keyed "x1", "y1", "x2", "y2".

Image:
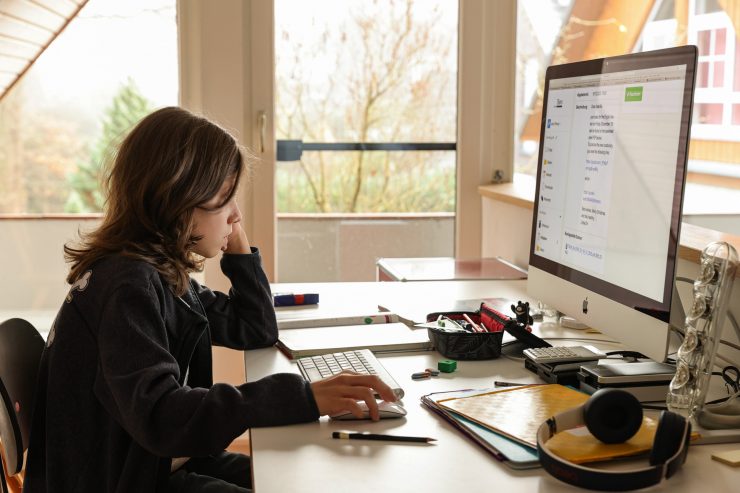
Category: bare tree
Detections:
[{"x1": 276, "y1": 0, "x2": 456, "y2": 213}]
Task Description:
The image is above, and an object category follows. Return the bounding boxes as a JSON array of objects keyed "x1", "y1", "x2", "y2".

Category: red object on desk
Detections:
[{"x1": 376, "y1": 257, "x2": 527, "y2": 282}]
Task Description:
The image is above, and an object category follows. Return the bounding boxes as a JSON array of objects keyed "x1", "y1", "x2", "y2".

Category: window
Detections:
[
  {"x1": 515, "y1": 0, "x2": 740, "y2": 235},
  {"x1": 274, "y1": 0, "x2": 458, "y2": 213},
  {"x1": 0, "y1": 0, "x2": 177, "y2": 214},
  {"x1": 689, "y1": 11, "x2": 740, "y2": 137}
]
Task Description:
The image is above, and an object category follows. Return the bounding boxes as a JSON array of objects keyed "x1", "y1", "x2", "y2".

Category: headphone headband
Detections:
[{"x1": 536, "y1": 397, "x2": 691, "y2": 491}]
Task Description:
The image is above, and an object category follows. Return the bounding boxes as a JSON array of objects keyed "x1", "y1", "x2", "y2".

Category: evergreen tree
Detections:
[{"x1": 66, "y1": 79, "x2": 152, "y2": 212}]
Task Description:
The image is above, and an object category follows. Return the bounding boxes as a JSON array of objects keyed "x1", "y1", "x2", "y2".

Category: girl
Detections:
[{"x1": 24, "y1": 107, "x2": 396, "y2": 493}]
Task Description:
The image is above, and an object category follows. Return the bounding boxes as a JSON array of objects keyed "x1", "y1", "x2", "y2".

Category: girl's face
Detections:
[{"x1": 191, "y1": 176, "x2": 241, "y2": 258}]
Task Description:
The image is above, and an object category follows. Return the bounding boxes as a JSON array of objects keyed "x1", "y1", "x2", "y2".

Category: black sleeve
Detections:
[
  {"x1": 192, "y1": 247, "x2": 278, "y2": 350},
  {"x1": 93, "y1": 281, "x2": 319, "y2": 458}
]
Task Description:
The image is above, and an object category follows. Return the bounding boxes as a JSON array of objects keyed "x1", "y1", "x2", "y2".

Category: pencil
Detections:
[
  {"x1": 462, "y1": 313, "x2": 484, "y2": 333},
  {"x1": 332, "y1": 431, "x2": 436, "y2": 443}
]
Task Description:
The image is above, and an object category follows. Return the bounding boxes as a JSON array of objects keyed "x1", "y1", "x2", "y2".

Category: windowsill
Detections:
[{"x1": 479, "y1": 174, "x2": 740, "y2": 271}]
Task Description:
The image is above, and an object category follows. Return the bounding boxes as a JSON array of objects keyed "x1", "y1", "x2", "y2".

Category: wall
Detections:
[
  {"x1": 684, "y1": 214, "x2": 740, "y2": 236},
  {"x1": 481, "y1": 198, "x2": 532, "y2": 270},
  {"x1": 0, "y1": 215, "x2": 454, "y2": 306},
  {"x1": 0, "y1": 218, "x2": 100, "y2": 311},
  {"x1": 277, "y1": 215, "x2": 454, "y2": 282}
]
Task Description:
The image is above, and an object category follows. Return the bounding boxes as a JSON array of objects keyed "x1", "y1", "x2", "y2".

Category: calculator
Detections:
[{"x1": 522, "y1": 345, "x2": 606, "y2": 365}]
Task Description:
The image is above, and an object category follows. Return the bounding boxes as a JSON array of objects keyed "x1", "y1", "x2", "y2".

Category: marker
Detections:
[
  {"x1": 332, "y1": 431, "x2": 436, "y2": 443},
  {"x1": 273, "y1": 293, "x2": 319, "y2": 307}
]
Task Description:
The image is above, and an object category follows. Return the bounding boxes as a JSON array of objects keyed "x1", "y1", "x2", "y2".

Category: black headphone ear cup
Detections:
[
  {"x1": 583, "y1": 389, "x2": 643, "y2": 444},
  {"x1": 649, "y1": 411, "x2": 687, "y2": 466}
]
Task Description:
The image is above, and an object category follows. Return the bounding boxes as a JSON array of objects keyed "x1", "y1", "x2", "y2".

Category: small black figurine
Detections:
[{"x1": 511, "y1": 300, "x2": 534, "y2": 326}]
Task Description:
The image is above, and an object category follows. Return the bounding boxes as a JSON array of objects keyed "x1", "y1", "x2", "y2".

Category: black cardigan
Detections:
[{"x1": 24, "y1": 249, "x2": 319, "y2": 493}]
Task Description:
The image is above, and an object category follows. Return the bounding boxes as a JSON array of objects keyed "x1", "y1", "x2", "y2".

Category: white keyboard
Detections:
[{"x1": 296, "y1": 349, "x2": 405, "y2": 399}]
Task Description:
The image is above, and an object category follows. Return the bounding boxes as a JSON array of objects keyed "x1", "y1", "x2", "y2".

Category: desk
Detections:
[
  {"x1": 376, "y1": 257, "x2": 527, "y2": 282},
  {"x1": 246, "y1": 280, "x2": 737, "y2": 492}
]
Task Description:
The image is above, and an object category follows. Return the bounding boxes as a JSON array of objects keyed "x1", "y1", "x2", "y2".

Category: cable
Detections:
[
  {"x1": 720, "y1": 338, "x2": 740, "y2": 351},
  {"x1": 675, "y1": 276, "x2": 694, "y2": 284}
]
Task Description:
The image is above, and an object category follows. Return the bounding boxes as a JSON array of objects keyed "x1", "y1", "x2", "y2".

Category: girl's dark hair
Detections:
[{"x1": 65, "y1": 106, "x2": 243, "y2": 295}]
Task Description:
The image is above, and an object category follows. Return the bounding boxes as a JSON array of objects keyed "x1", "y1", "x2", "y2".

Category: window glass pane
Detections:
[
  {"x1": 0, "y1": 0, "x2": 178, "y2": 214},
  {"x1": 698, "y1": 61, "x2": 710, "y2": 87},
  {"x1": 696, "y1": 103, "x2": 723, "y2": 124},
  {"x1": 715, "y1": 27, "x2": 727, "y2": 54},
  {"x1": 698, "y1": 29, "x2": 712, "y2": 55},
  {"x1": 275, "y1": 0, "x2": 458, "y2": 213},
  {"x1": 276, "y1": 151, "x2": 455, "y2": 213},
  {"x1": 731, "y1": 104, "x2": 740, "y2": 125},
  {"x1": 713, "y1": 61, "x2": 725, "y2": 87},
  {"x1": 695, "y1": 0, "x2": 723, "y2": 15}
]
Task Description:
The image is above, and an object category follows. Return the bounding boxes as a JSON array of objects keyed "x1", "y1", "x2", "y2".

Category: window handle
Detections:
[{"x1": 258, "y1": 110, "x2": 267, "y2": 153}]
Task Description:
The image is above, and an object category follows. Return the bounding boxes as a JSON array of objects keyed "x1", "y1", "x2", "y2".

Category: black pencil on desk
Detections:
[{"x1": 332, "y1": 431, "x2": 436, "y2": 443}]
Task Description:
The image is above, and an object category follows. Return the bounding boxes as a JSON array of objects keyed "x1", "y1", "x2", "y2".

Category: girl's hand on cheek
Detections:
[{"x1": 224, "y1": 221, "x2": 251, "y2": 254}]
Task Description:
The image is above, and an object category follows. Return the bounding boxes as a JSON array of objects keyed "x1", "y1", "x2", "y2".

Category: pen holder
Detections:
[{"x1": 426, "y1": 311, "x2": 504, "y2": 360}]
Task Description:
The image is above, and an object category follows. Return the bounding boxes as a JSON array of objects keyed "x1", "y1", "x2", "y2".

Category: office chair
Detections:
[{"x1": 0, "y1": 318, "x2": 45, "y2": 493}]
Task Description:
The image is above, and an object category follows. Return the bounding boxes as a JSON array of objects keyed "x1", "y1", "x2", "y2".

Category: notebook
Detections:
[
  {"x1": 277, "y1": 312, "x2": 399, "y2": 330},
  {"x1": 421, "y1": 389, "x2": 540, "y2": 469},
  {"x1": 276, "y1": 322, "x2": 433, "y2": 359}
]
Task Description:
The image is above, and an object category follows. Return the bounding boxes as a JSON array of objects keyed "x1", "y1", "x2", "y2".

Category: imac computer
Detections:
[{"x1": 527, "y1": 46, "x2": 697, "y2": 362}]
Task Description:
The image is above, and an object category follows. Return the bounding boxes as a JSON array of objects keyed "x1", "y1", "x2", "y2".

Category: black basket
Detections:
[{"x1": 427, "y1": 326, "x2": 503, "y2": 360}]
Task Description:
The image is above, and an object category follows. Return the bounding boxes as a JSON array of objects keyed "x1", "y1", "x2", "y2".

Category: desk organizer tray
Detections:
[{"x1": 426, "y1": 310, "x2": 504, "y2": 360}]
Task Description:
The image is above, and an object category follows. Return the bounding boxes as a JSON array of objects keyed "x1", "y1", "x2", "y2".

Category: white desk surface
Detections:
[{"x1": 246, "y1": 280, "x2": 738, "y2": 493}]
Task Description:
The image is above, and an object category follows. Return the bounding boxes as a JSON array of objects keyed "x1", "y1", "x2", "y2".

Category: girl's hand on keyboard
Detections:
[{"x1": 311, "y1": 371, "x2": 397, "y2": 421}]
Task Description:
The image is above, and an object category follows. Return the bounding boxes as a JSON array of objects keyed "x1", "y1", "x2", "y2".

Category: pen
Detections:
[
  {"x1": 332, "y1": 431, "x2": 437, "y2": 443},
  {"x1": 494, "y1": 381, "x2": 528, "y2": 387},
  {"x1": 273, "y1": 293, "x2": 320, "y2": 307}
]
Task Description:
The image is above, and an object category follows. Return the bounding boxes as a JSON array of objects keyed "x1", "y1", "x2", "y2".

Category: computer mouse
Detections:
[{"x1": 330, "y1": 401, "x2": 407, "y2": 420}]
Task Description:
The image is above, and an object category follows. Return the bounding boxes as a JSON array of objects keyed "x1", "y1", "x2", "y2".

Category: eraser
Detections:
[{"x1": 438, "y1": 360, "x2": 457, "y2": 373}]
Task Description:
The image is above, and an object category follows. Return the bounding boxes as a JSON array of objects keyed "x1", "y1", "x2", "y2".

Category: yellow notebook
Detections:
[{"x1": 439, "y1": 384, "x2": 659, "y2": 464}]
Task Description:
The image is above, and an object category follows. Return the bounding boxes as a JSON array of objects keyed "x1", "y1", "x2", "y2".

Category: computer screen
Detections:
[{"x1": 527, "y1": 46, "x2": 697, "y2": 362}]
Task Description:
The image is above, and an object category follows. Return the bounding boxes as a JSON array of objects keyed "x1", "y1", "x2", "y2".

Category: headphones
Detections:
[{"x1": 536, "y1": 388, "x2": 691, "y2": 491}]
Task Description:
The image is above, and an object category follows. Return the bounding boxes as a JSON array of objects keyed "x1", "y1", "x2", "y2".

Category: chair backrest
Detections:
[{"x1": 0, "y1": 318, "x2": 45, "y2": 477}]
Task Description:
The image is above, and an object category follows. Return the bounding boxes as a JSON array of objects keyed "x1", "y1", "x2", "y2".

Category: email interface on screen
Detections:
[{"x1": 533, "y1": 64, "x2": 687, "y2": 303}]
